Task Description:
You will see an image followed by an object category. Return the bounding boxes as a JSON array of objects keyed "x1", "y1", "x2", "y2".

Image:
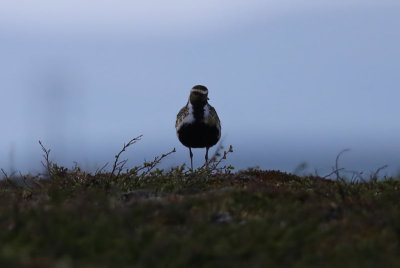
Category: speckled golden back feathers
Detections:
[
  {"x1": 175, "y1": 104, "x2": 189, "y2": 130},
  {"x1": 205, "y1": 105, "x2": 221, "y2": 129}
]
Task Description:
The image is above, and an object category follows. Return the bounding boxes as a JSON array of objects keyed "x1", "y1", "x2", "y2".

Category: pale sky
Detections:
[
  {"x1": 0, "y1": 1, "x2": 398, "y2": 35},
  {"x1": 1, "y1": 1, "x2": 399, "y2": 176}
]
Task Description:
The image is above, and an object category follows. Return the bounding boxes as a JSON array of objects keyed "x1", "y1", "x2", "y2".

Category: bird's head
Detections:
[{"x1": 189, "y1": 85, "x2": 209, "y2": 106}]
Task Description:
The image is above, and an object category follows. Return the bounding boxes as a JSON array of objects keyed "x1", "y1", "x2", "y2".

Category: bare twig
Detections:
[
  {"x1": 116, "y1": 160, "x2": 128, "y2": 177},
  {"x1": 137, "y1": 148, "x2": 176, "y2": 178},
  {"x1": 196, "y1": 144, "x2": 234, "y2": 174},
  {"x1": 209, "y1": 143, "x2": 224, "y2": 163},
  {"x1": 95, "y1": 162, "x2": 109, "y2": 176},
  {"x1": 371, "y1": 165, "x2": 388, "y2": 182},
  {"x1": 39, "y1": 140, "x2": 53, "y2": 177},
  {"x1": 321, "y1": 149, "x2": 351, "y2": 180},
  {"x1": 333, "y1": 149, "x2": 350, "y2": 180},
  {"x1": 1, "y1": 168, "x2": 9, "y2": 180},
  {"x1": 111, "y1": 135, "x2": 143, "y2": 177},
  {"x1": 346, "y1": 170, "x2": 364, "y2": 183},
  {"x1": 209, "y1": 145, "x2": 233, "y2": 170},
  {"x1": 323, "y1": 168, "x2": 345, "y2": 179},
  {"x1": 1, "y1": 168, "x2": 17, "y2": 187}
]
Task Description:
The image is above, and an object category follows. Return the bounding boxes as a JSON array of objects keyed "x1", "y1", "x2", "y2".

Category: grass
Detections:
[{"x1": 1, "y1": 138, "x2": 400, "y2": 267}]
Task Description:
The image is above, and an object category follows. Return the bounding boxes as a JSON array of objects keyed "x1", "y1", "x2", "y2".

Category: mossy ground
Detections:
[{"x1": 1, "y1": 166, "x2": 400, "y2": 267}]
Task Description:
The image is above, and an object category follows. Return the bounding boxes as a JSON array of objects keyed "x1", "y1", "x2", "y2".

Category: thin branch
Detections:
[
  {"x1": 197, "y1": 144, "x2": 233, "y2": 174},
  {"x1": 323, "y1": 168, "x2": 345, "y2": 179},
  {"x1": 95, "y1": 162, "x2": 109, "y2": 176},
  {"x1": 111, "y1": 135, "x2": 143, "y2": 177},
  {"x1": 38, "y1": 140, "x2": 52, "y2": 177},
  {"x1": 1, "y1": 168, "x2": 17, "y2": 187},
  {"x1": 116, "y1": 159, "x2": 128, "y2": 177},
  {"x1": 138, "y1": 148, "x2": 176, "y2": 178},
  {"x1": 1, "y1": 168, "x2": 9, "y2": 180},
  {"x1": 335, "y1": 148, "x2": 350, "y2": 180},
  {"x1": 371, "y1": 164, "x2": 388, "y2": 182},
  {"x1": 209, "y1": 146, "x2": 231, "y2": 170},
  {"x1": 345, "y1": 169, "x2": 364, "y2": 183}
]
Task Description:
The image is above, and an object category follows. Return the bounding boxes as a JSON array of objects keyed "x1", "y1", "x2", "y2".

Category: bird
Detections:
[{"x1": 175, "y1": 85, "x2": 221, "y2": 170}]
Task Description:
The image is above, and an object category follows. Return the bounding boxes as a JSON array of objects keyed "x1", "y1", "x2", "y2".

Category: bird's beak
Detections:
[{"x1": 207, "y1": 97, "x2": 210, "y2": 100}]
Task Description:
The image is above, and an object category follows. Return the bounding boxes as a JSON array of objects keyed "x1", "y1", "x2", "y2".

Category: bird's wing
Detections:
[
  {"x1": 207, "y1": 104, "x2": 221, "y2": 129},
  {"x1": 175, "y1": 105, "x2": 189, "y2": 130}
]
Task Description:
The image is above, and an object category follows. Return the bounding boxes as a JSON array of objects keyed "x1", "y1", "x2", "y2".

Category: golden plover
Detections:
[{"x1": 176, "y1": 85, "x2": 221, "y2": 169}]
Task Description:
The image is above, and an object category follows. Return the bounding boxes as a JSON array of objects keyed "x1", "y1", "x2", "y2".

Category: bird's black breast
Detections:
[
  {"x1": 192, "y1": 105, "x2": 205, "y2": 121},
  {"x1": 177, "y1": 122, "x2": 220, "y2": 148}
]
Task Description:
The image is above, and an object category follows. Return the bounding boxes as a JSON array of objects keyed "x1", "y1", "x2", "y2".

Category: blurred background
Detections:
[{"x1": 0, "y1": 0, "x2": 399, "y2": 176}]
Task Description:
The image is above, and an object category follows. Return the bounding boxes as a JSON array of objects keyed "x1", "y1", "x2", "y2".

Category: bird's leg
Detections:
[
  {"x1": 205, "y1": 147, "x2": 209, "y2": 168},
  {"x1": 189, "y1": 147, "x2": 193, "y2": 171}
]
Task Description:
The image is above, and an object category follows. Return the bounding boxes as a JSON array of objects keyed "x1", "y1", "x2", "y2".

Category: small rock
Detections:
[{"x1": 211, "y1": 212, "x2": 233, "y2": 224}]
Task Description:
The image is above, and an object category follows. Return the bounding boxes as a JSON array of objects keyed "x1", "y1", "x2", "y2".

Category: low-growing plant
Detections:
[
  {"x1": 29, "y1": 136, "x2": 235, "y2": 193},
  {"x1": 1, "y1": 137, "x2": 400, "y2": 267}
]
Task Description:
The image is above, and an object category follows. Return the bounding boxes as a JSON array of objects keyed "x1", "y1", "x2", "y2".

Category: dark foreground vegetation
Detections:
[{"x1": 1, "y1": 138, "x2": 400, "y2": 267}]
